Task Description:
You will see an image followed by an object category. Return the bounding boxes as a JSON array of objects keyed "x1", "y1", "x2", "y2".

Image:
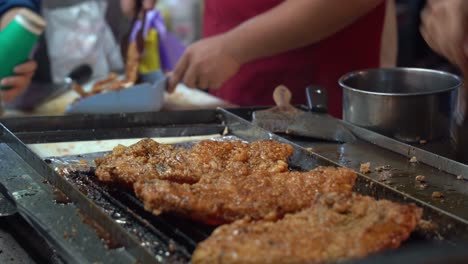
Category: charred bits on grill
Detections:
[
  {"x1": 359, "y1": 162, "x2": 371, "y2": 174},
  {"x1": 415, "y1": 175, "x2": 426, "y2": 183}
]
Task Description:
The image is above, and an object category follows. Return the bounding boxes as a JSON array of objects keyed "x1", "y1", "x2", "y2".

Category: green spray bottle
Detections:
[{"x1": 0, "y1": 8, "x2": 46, "y2": 90}]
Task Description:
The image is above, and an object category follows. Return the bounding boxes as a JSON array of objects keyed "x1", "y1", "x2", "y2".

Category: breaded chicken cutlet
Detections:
[
  {"x1": 94, "y1": 139, "x2": 294, "y2": 185},
  {"x1": 192, "y1": 193, "x2": 423, "y2": 264},
  {"x1": 134, "y1": 167, "x2": 356, "y2": 224}
]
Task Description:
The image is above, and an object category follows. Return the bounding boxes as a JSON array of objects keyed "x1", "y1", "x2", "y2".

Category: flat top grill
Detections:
[{"x1": 1, "y1": 108, "x2": 468, "y2": 263}]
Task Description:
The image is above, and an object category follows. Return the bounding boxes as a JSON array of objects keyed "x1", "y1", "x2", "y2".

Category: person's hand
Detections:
[
  {"x1": 168, "y1": 34, "x2": 242, "y2": 92},
  {"x1": 0, "y1": 61, "x2": 37, "y2": 102},
  {"x1": 0, "y1": 9, "x2": 38, "y2": 103},
  {"x1": 420, "y1": 0, "x2": 468, "y2": 73},
  {"x1": 121, "y1": 0, "x2": 156, "y2": 18}
]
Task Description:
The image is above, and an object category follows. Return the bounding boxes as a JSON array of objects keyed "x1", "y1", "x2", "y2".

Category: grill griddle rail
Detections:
[
  {"x1": 0, "y1": 108, "x2": 468, "y2": 263},
  {"x1": 66, "y1": 169, "x2": 214, "y2": 251},
  {"x1": 0, "y1": 122, "x2": 195, "y2": 263}
]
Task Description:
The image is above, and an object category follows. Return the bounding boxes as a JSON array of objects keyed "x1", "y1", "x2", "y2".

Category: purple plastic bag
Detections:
[{"x1": 130, "y1": 10, "x2": 186, "y2": 72}]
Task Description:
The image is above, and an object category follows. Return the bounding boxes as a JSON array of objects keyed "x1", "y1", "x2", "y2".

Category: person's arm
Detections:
[
  {"x1": 0, "y1": 0, "x2": 40, "y2": 102},
  {"x1": 225, "y1": 0, "x2": 383, "y2": 64},
  {"x1": 168, "y1": 0, "x2": 383, "y2": 91}
]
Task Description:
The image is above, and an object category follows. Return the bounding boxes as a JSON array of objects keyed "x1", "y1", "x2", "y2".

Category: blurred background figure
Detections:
[
  {"x1": 4, "y1": 0, "x2": 125, "y2": 110},
  {"x1": 168, "y1": 0, "x2": 395, "y2": 118},
  {"x1": 165, "y1": 0, "x2": 465, "y2": 117},
  {"x1": 1, "y1": 0, "x2": 462, "y2": 113},
  {"x1": 3, "y1": 0, "x2": 202, "y2": 110}
]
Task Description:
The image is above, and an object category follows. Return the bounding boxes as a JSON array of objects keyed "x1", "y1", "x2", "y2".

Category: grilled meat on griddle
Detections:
[
  {"x1": 134, "y1": 167, "x2": 356, "y2": 224},
  {"x1": 187, "y1": 140, "x2": 293, "y2": 175},
  {"x1": 192, "y1": 193, "x2": 423, "y2": 264},
  {"x1": 95, "y1": 139, "x2": 188, "y2": 185},
  {"x1": 94, "y1": 139, "x2": 294, "y2": 185}
]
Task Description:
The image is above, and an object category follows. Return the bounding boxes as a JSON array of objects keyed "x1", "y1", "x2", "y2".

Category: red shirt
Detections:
[{"x1": 204, "y1": 1, "x2": 386, "y2": 118}]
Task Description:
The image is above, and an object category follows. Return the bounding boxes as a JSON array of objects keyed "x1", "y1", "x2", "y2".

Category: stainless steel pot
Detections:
[{"x1": 339, "y1": 68, "x2": 461, "y2": 142}]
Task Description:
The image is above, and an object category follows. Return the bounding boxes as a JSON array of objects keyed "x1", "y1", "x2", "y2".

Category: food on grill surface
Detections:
[
  {"x1": 95, "y1": 138, "x2": 356, "y2": 223},
  {"x1": 95, "y1": 139, "x2": 294, "y2": 185},
  {"x1": 415, "y1": 175, "x2": 426, "y2": 182},
  {"x1": 187, "y1": 140, "x2": 293, "y2": 175},
  {"x1": 71, "y1": 42, "x2": 141, "y2": 101},
  {"x1": 375, "y1": 165, "x2": 391, "y2": 172},
  {"x1": 134, "y1": 167, "x2": 356, "y2": 224},
  {"x1": 360, "y1": 162, "x2": 371, "y2": 174},
  {"x1": 95, "y1": 139, "x2": 189, "y2": 185},
  {"x1": 409, "y1": 156, "x2": 418, "y2": 163},
  {"x1": 432, "y1": 191, "x2": 444, "y2": 199},
  {"x1": 93, "y1": 138, "x2": 423, "y2": 262},
  {"x1": 192, "y1": 193, "x2": 423, "y2": 264}
]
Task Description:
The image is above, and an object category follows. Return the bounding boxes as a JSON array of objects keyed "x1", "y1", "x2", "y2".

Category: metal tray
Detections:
[{"x1": 1, "y1": 108, "x2": 468, "y2": 263}]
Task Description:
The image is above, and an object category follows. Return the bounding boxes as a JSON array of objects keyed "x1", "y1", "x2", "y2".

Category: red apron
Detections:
[{"x1": 204, "y1": 0, "x2": 386, "y2": 118}]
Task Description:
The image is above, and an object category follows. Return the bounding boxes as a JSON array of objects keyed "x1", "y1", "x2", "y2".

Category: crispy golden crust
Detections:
[
  {"x1": 192, "y1": 193, "x2": 423, "y2": 264},
  {"x1": 134, "y1": 167, "x2": 356, "y2": 224},
  {"x1": 94, "y1": 139, "x2": 191, "y2": 185},
  {"x1": 184, "y1": 140, "x2": 293, "y2": 177},
  {"x1": 94, "y1": 139, "x2": 294, "y2": 185}
]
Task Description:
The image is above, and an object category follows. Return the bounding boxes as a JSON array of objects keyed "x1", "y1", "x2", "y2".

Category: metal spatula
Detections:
[
  {"x1": 288, "y1": 85, "x2": 356, "y2": 142},
  {"x1": 285, "y1": 113, "x2": 356, "y2": 142},
  {"x1": 252, "y1": 85, "x2": 302, "y2": 133},
  {"x1": 252, "y1": 85, "x2": 356, "y2": 143}
]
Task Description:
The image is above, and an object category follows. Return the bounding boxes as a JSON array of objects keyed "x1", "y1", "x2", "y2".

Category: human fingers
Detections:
[
  {"x1": 420, "y1": 4, "x2": 443, "y2": 54},
  {"x1": 1, "y1": 76, "x2": 29, "y2": 89},
  {"x1": 182, "y1": 62, "x2": 198, "y2": 89},
  {"x1": 197, "y1": 76, "x2": 211, "y2": 90},
  {"x1": 168, "y1": 53, "x2": 190, "y2": 92},
  {"x1": 1, "y1": 86, "x2": 25, "y2": 102},
  {"x1": 14, "y1": 60, "x2": 37, "y2": 75},
  {"x1": 0, "y1": 77, "x2": 29, "y2": 102}
]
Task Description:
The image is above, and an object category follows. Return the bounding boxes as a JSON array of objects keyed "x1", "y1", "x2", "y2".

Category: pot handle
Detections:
[{"x1": 306, "y1": 85, "x2": 328, "y2": 113}]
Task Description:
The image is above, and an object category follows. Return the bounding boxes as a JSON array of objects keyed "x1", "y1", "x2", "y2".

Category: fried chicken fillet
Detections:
[
  {"x1": 94, "y1": 139, "x2": 294, "y2": 185},
  {"x1": 192, "y1": 193, "x2": 423, "y2": 264},
  {"x1": 134, "y1": 167, "x2": 356, "y2": 224},
  {"x1": 94, "y1": 139, "x2": 187, "y2": 185}
]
